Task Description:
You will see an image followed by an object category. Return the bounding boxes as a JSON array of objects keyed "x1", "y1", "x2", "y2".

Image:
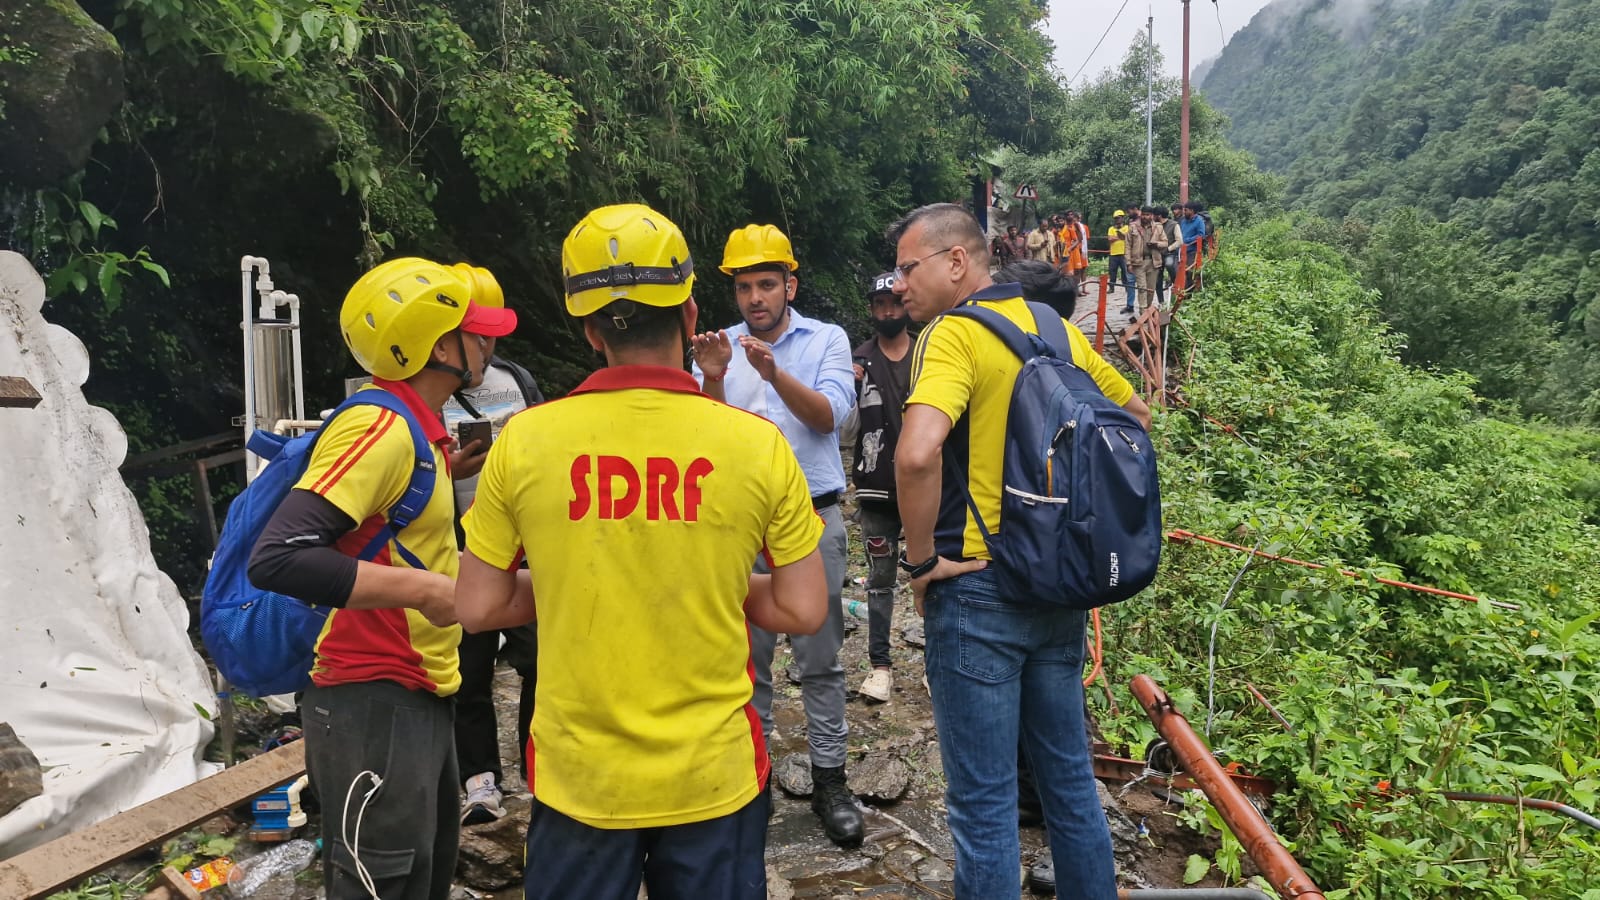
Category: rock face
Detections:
[
  {"x1": 0, "y1": 1, "x2": 126, "y2": 185},
  {"x1": 0, "y1": 724, "x2": 43, "y2": 818},
  {"x1": 455, "y1": 793, "x2": 529, "y2": 890}
]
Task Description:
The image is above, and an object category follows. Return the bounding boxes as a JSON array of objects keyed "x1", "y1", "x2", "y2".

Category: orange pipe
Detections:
[
  {"x1": 1165, "y1": 529, "x2": 1520, "y2": 611},
  {"x1": 1131, "y1": 675, "x2": 1327, "y2": 900}
]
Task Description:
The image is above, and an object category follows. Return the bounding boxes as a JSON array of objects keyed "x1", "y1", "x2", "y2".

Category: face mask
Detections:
[{"x1": 873, "y1": 315, "x2": 911, "y2": 337}]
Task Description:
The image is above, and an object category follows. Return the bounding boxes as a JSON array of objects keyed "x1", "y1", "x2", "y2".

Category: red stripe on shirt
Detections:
[
  {"x1": 311, "y1": 409, "x2": 398, "y2": 495},
  {"x1": 744, "y1": 623, "x2": 770, "y2": 791}
]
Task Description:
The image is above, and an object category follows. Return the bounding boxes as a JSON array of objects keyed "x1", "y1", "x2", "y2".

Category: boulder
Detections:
[
  {"x1": 774, "y1": 752, "x2": 814, "y2": 797},
  {"x1": 0, "y1": 1, "x2": 125, "y2": 185},
  {"x1": 455, "y1": 793, "x2": 529, "y2": 890},
  {"x1": 848, "y1": 753, "x2": 911, "y2": 804},
  {"x1": 0, "y1": 723, "x2": 43, "y2": 817}
]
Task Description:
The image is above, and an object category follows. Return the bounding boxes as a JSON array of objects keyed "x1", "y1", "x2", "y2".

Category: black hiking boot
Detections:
[
  {"x1": 1027, "y1": 848, "x2": 1055, "y2": 895},
  {"x1": 810, "y1": 763, "x2": 864, "y2": 847}
]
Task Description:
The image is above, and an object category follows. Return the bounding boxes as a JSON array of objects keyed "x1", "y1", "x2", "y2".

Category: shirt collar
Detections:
[
  {"x1": 371, "y1": 377, "x2": 450, "y2": 446},
  {"x1": 961, "y1": 282, "x2": 1023, "y2": 305},
  {"x1": 570, "y1": 365, "x2": 704, "y2": 397}
]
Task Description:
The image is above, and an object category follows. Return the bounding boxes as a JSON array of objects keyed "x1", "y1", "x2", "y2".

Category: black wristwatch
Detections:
[{"x1": 898, "y1": 552, "x2": 938, "y2": 579}]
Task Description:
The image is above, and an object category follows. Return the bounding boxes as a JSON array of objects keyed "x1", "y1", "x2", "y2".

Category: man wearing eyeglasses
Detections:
[
  {"x1": 887, "y1": 203, "x2": 1150, "y2": 900},
  {"x1": 689, "y1": 224, "x2": 864, "y2": 848}
]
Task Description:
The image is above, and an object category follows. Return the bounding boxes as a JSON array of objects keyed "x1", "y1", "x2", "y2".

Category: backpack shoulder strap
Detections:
[
  {"x1": 1024, "y1": 302, "x2": 1076, "y2": 366},
  {"x1": 330, "y1": 389, "x2": 439, "y2": 568},
  {"x1": 943, "y1": 302, "x2": 1039, "y2": 362}
]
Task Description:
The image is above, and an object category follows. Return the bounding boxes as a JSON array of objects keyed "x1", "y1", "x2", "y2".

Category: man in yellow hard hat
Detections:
[
  {"x1": 455, "y1": 203, "x2": 827, "y2": 899},
  {"x1": 690, "y1": 223, "x2": 864, "y2": 847},
  {"x1": 249, "y1": 257, "x2": 517, "y2": 900}
]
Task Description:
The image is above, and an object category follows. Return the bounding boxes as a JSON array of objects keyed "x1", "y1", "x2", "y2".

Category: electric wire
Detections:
[{"x1": 1071, "y1": 0, "x2": 1135, "y2": 85}]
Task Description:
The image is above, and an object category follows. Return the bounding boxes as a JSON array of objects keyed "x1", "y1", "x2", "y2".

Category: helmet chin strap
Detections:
[{"x1": 423, "y1": 330, "x2": 475, "y2": 387}]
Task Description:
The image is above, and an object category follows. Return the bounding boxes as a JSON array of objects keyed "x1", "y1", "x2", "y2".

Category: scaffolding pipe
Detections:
[
  {"x1": 239, "y1": 256, "x2": 270, "y2": 481},
  {"x1": 1131, "y1": 675, "x2": 1326, "y2": 900},
  {"x1": 1434, "y1": 791, "x2": 1600, "y2": 832},
  {"x1": 1126, "y1": 883, "x2": 1273, "y2": 890}
]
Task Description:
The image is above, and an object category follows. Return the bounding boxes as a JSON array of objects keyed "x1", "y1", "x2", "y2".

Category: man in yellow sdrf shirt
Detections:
[
  {"x1": 455, "y1": 203, "x2": 828, "y2": 900},
  {"x1": 887, "y1": 203, "x2": 1151, "y2": 899}
]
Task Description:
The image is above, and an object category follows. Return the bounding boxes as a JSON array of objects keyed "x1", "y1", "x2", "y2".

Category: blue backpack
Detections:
[
  {"x1": 201, "y1": 389, "x2": 437, "y2": 697},
  {"x1": 942, "y1": 301, "x2": 1160, "y2": 609}
]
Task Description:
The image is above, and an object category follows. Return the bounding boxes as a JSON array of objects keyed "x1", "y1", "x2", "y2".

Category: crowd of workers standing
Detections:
[
  {"x1": 992, "y1": 202, "x2": 1214, "y2": 314},
  {"x1": 245, "y1": 198, "x2": 1161, "y2": 900}
]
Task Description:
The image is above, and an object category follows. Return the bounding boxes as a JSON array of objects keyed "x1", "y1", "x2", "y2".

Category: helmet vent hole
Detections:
[
  {"x1": 415, "y1": 275, "x2": 431, "y2": 285},
  {"x1": 608, "y1": 237, "x2": 619, "y2": 259},
  {"x1": 643, "y1": 218, "x2": 659, "y2": 231},
  {"x1": 365, "y1": 313, "x2": 375, "y2": 328},
  {"x1": 387, "y1": 290, "x2": 403, "y2": 303}
]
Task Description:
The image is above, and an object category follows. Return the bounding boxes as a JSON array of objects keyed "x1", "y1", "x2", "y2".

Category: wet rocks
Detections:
[
  {"x1": 0, "y1": 1, "x2": 125, "y2": 186},
  {"x1": 774, "y1": 752, "x2": 814, "y2": 797},
  {"x1": 455, "y1": 793, "x2": 528, "y2": 890},
  {"x1": 848, "y1": 754, "x2": 911, "y2": 804}
]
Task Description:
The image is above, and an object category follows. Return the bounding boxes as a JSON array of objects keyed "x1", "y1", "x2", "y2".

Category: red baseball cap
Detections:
[{"x1": 460, "y1": 301, "x2": 517, "y2": 337}]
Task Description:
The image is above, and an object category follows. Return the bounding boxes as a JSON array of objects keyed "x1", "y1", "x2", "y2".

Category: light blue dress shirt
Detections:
[{"x1": 693, "y1": 307, "x2": 854, "y2": 496}]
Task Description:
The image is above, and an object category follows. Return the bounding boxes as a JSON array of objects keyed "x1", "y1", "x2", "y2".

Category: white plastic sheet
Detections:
[{"x1": 0, "y1": 251, "x2": 217, "y2": 859}]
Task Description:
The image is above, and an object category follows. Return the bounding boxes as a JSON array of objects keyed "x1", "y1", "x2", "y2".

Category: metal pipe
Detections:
[
  {"x1": 1131, "y1": 675, "x2": 1327, "y2": 900},
  {"x1": 1145, "y1": 10, "x2": 1155, "y2": 206},
  {"x1": 1126, "y1": 883, "x2": 1273, "y2": 890},
  {"x1": 1165, "y1": 529, "x2": 1521, "y2": 611},
  {"x1": 239, "y1": 256, "x2": 269, "y2": 481},
  {"x1": 1435, "y1": 791, "x2": 1600, "y2": 832},
  {"x1": 1179, "y1": 0, "x2": 1192, "y2": 205}
]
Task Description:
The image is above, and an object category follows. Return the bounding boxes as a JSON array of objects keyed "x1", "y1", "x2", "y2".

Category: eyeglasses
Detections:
[{"x1": 894, "y1": 247, "x2": 954, "y2": 280}]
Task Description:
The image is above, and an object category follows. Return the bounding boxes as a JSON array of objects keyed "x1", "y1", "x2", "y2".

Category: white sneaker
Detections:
[
  {"x1": 860, "y1": 668, "x2": 893, "y2": 703},
  {"x1": 461, "y1": 771, "x2": 506, "y2": 825}
]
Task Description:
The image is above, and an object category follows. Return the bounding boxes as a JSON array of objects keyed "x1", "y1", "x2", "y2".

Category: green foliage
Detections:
[
  {"x1": 8, "y1": 180, "x2": 170, "y2": 311},
  {"x1": 1203, "y1": 0, "x2": 1600, "y2": 422},
  {"x1": 998, "y1": 38, "x2": 1282, "y2": 230},
  {"x1": 1100, "y1": 222, "x2": 1600, "y2": 898}
]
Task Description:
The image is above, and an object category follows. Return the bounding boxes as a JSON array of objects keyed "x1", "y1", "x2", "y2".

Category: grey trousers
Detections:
[
  {"x1": 749, "y1": 502, "x2": 850, "y2": 768},
  {"x1": 303, "y1": 681, "x2": 459, "y2": 900}
]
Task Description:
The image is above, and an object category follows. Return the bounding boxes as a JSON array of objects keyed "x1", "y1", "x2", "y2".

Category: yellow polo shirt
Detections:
[
  {"x1": 462, "y1": 365, "x2": 823, "y2": 829},
  {"x1": 1108, "y1": 224, "x2": 1128, "y2": 256},
  {"x1": 294, "y1": 379, "x2": 461, "y2": 697},
  {"x1": 908, "y1": 287, "x2": 1135, "y2": 561}
]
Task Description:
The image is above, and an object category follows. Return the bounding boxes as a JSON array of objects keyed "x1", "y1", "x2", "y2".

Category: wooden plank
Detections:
[
  {"x1": 0, "y1": 743, "x2": 306, "y2": 899},
  {"x1": 0, "y1": 376, "x2": 41, "y2": 409},
  {"x1": 121, "y1": 433, "x2": 240, "y2": 473}
]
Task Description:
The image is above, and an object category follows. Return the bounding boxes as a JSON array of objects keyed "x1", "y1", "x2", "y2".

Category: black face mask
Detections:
[{"x1": 873, "y1": 315, "x2": 911, "y2": 338}]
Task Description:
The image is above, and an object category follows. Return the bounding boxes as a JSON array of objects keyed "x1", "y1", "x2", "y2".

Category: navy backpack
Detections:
[
  {"x1": 942, "y1": 301, "x2": 1160, "y2": 609},
  {"x1": 200, "y1": 389, "x2": 436, "y2": 697}
]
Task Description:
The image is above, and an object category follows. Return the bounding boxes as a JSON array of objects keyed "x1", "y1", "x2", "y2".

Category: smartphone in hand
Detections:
[{"x1": 456, "y1": 418, "x2": 493, "y2": 454}]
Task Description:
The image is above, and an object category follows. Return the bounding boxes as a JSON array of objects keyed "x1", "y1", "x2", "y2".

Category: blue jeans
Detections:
[{"x1": 924, "y1": 570, "x2": 1116, "y2": 899}]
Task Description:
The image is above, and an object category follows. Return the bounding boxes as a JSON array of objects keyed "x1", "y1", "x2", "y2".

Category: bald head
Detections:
[{"x1": 884, "y1": 203, "x2": 989, "y2": 265}]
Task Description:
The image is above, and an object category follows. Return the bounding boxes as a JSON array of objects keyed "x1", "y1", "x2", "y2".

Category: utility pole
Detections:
[
  {"x1": 1146, "y1": 10, "x2": 1155, "y2": 206},
  {"x1": 1180, "y1": 0, "x2": 1192, "y2": 205}
]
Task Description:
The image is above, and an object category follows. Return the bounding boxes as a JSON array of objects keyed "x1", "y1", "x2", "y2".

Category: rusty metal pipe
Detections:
[
  {"x1": 1131, "y1": 675, "x2": 1327, "y2": 900},
  {"x1": 1435, "y1": 791, "x2": 1600, "y2": 832},
  {"x1": 1054, "y1": 867, "x2": 1274, "y2": 899}
]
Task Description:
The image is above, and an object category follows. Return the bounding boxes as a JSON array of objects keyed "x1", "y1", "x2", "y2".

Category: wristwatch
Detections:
[{"x1": 898, "y1": 552, "x2": 938, "y2": 579}]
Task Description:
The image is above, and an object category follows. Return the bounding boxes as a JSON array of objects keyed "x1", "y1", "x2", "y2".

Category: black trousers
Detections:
[
  {"x1": 454, "y1": 624, "x2": 537, "y2": 786},
  {"x1": 303, "y1": 680, "x2": 459, "y2": 900},
  {"x1": 523, "y1": 790, "x2": 771, "y2": 900}
]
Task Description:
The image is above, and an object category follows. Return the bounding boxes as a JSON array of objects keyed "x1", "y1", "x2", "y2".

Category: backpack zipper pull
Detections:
[{"x1": 1117, "y1": 429, "x2": 1141, "y2": 454}]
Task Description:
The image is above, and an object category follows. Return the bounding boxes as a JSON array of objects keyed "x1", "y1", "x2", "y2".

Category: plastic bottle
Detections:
[
  {"x1": 844, "y1": 599, "x2": 868, "y2": 619},
  {"x1": 226, "y1": 838, "x2": 320, "y2": 897}
]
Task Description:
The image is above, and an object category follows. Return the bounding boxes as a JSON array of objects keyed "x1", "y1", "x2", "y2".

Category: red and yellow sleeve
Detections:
[{"x1": 294, "y1": 405, "x2": 411, "y2": 525}]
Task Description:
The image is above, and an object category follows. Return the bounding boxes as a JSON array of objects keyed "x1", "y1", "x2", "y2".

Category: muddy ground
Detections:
[{"x1": 444, "y1": 502, "x2": 1246, "y2": 899}]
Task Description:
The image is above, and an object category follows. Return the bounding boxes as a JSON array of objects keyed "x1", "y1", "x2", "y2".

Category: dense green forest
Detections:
[
  {"x1": 1201, "y1": 0, "x2": 1600, "y2": 421},
  {"x1": 6, "y1": 3, "x2": 1600, "y2": 898}
]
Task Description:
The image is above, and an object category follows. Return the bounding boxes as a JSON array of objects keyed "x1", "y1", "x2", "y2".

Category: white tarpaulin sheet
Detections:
[{"x1": 0, "y1": 251, "x2": 216, "y2": 859}]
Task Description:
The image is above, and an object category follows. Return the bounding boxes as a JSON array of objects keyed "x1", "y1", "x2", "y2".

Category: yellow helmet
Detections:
[
  {"x1": 562, "y1": 204, "x2": 696, "y2": 317},
  {"x1": 340, "y1": 257, "x2": 517, "y2": 381},
  {"x1": 719, "y1": 224, "x2": 799, "y2": 275},
  {"x1": 449, "y1": 263, "x2": 505, "y2": 308},
  {"x1": 1113, "y1": 209, "x2": 1126, "y2": 217}
]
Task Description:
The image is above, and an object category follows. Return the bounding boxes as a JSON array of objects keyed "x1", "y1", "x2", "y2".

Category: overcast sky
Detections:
[{"x1": 1043, "y1": 0, "x2": 1277, "y2": 82}]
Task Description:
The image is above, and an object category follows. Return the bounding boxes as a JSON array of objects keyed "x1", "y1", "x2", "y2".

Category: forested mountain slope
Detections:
[{"x1": 1201, "y1": 0, "x2": 1600, "y2": 421}]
